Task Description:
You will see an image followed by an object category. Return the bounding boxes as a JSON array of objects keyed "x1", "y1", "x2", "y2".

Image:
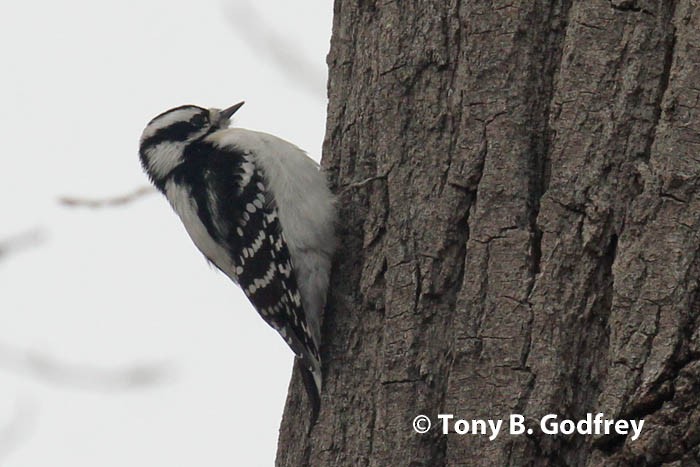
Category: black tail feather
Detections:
[{"x1": 299, "y1": 361, "x2": 320, "y2": 429}]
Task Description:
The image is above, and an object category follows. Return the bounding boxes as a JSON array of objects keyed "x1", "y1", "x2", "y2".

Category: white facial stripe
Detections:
[
  {"x1": 144, "y1": 142, "x2": 186, "y2": 179},
  {"x1": 141, "y1": 108, "x2": 201, "y2": 142}
]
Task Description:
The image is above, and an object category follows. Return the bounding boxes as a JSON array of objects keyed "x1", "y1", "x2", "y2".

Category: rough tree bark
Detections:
[{"x1": 277, "y1": 1, "x2": 700, "y2": 465}]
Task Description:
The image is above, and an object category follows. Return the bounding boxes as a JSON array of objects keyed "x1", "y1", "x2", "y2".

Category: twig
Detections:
[
  {"x1": 0, "y1": 342, "x2": 174, "y2": 391},
  {"x1": 224, "y1": 1, "x2": 327, "y2": 100},
  {"x1": 339, "y1": 175, "x2": 388, "y2": 196},
  {"x1": 0, "y1": 230, "x2": 45, "y2": 260},
  {"x1": 0, "y1": 397, "x2": 36, "y2": 462},
  {"x1": 58, "y1": 186, "x2": 156, "y2": 209}
]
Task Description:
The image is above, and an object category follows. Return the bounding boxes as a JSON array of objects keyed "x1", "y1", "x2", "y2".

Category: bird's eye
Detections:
[{"x1": 190, "y1": 114, "x2": 208, "y2": 127}]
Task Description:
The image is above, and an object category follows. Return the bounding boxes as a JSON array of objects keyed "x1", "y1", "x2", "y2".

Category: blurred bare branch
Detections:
[
  {"x1": 0, "y1": 342, "x2": 174, "y2": 391},
  {"x1": 224, "y1": 1, "x2": 326, "y2": 100},
  {"x1": 0, "y1": 397, "x2": 36, "y2": 462},
  {"x1": 0, "y1": 230, "x2": 45, "y2": 261},
  {"x1": 58, "y1": 186, "x2": 156, "y2": 209}
]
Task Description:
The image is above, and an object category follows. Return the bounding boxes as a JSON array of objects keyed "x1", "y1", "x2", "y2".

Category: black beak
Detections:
[{"x1": 220, "y1": 101, "x2": 245, "y2": 120}]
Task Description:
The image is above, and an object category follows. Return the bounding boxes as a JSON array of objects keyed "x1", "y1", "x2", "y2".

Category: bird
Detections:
[{"x1": 138, "y1": 102, "x2": 336, "y2": 420}]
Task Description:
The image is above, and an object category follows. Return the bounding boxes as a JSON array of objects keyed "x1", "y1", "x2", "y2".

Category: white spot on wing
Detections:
[
  {"x1": 248, "y1": 230, "x2": 266, "y2": 254},
  {"x1": 238, "y1": 158, "x2": 256, "y2": 192}
]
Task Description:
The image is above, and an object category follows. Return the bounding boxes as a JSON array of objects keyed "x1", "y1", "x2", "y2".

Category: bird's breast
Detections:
[{"x1": 164, "y1": 179, "x2": 237, "y2": 281}]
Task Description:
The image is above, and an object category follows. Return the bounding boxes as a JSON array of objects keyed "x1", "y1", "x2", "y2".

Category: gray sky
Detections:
[{"x1": 0, "y1": 0, "x2": 331, "y2": 464}]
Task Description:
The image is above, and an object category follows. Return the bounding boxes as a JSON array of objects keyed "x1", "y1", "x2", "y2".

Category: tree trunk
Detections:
[{"x1": 277, "y1": 1, "x2": 700, "y2": 465}]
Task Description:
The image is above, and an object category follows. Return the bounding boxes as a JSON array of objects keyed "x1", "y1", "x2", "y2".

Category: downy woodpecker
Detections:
[{"x1": 139, "y1": 102, "x2": 336, "y2": 418}]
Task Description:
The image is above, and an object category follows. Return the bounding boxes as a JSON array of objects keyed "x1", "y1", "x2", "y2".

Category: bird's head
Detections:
[{"x1": 139, "y1": 102, "x2": 244, "y2": 186}]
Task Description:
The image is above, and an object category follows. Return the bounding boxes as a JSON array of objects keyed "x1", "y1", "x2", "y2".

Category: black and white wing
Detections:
[{"x1": 169, "y1": 142, "x2": 322, "y2": 396}]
